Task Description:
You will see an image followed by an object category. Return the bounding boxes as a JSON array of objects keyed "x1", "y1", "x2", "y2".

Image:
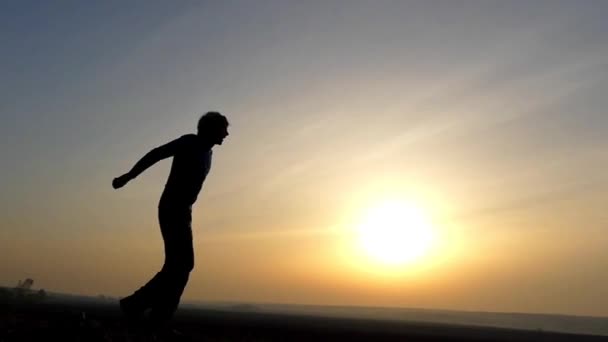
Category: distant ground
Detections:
[
  {"x1": 1, "y1": 292, "x2": 606, "y2": 342},
  {"x1": 190, "y1": 301, "x2": 608, "y2": 337}
]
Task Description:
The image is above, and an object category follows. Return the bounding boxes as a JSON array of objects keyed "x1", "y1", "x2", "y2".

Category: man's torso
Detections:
[{"x1": 160, "y1": 134, "x2": 212, "y2": 208}]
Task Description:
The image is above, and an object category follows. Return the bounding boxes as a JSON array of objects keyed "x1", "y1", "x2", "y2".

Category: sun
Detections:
[{"x1": 356, "y1": 200, "x2": 435, "y2": 266}]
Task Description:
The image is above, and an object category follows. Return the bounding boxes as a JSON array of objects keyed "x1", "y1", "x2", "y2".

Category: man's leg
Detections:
[
  {"x1": 148, "y1": 268, "x2": 191, "y2": 324},
  {"x1": 120, "y1": 205, "x2": 177, "y2": 319},
  {"x1": 148, "y1": 205, "x2": 194, "y2": 324},
  {"x1": 120, "y1": 269, "x2": 167, "y2": 319}
]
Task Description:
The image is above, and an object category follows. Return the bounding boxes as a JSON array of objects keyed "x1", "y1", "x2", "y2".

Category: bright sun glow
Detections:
[{"x1": 357, "y1": 200, "x2": 435, "y2": 266}]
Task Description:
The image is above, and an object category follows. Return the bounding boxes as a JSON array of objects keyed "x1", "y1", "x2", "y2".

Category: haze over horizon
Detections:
[{"x1": 2, "y1": 1, "x2": 607, "y2": 317}]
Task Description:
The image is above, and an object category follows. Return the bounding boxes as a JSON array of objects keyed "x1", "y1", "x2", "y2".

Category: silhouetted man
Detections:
[{"x1": 112, "y1": 111, "x2": 229, "y2": 326}]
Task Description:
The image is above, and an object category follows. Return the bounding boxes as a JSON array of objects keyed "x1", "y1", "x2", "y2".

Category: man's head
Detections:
[{"x1": 197, "y1": 111, "x2": 229, "y2": 145}]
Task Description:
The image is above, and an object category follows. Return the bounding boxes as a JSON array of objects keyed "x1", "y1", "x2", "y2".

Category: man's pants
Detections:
[{"x1": 125, "y1": 203, "x2": 194, "y2": 322}]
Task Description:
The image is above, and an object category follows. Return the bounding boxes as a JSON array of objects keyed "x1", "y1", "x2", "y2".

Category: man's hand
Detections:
[{"x1": 112, "y1": 173, "x2": 132, "y2": 189}]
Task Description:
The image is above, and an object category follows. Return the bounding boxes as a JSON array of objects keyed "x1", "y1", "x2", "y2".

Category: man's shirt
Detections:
[{"x1": 159, "y1": 134, "x2": 212, "y2": 208}]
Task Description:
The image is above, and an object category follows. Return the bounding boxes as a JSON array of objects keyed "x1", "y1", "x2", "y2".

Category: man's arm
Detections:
[{"x1": 112, "y1": 136, "x2": 185, "y2": 189}]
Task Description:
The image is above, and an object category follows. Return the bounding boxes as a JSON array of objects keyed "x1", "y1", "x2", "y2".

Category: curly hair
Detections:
[{"x1": 197, "y1": 111, "x2": 229, "y2": 134}]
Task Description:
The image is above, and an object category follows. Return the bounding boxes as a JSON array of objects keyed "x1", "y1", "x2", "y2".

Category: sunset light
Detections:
[
  {"x1": 356, "y1": 200, "x2": 436, "y2": 266},
  {"x1": 3, "y1": 3, "x2": 607, "y2": 339}
]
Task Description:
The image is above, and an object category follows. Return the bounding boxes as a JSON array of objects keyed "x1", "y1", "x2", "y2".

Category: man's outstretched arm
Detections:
[{"x1": 112, "y1": 136, "x2": 185, "y2": 189}]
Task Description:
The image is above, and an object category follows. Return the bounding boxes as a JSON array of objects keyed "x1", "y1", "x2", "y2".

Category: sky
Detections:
[{"x1": 1, "y1": 1, "x2": 607, "y2": 317}]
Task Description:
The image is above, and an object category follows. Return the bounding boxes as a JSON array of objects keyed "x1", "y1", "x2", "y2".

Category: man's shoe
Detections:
[{"x1": 119, "y1": 296, "x2": 146, "y2": 323}]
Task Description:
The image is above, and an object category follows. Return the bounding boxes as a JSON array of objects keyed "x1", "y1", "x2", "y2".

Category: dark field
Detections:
[{"x1": 1, "y1": 298, "x2": 606, "y2": 342}]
